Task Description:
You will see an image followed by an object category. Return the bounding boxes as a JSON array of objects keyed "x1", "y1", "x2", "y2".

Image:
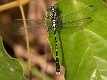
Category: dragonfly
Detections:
[{"x1": 7, "y1": 4, "x2": 96, "y2": 74}]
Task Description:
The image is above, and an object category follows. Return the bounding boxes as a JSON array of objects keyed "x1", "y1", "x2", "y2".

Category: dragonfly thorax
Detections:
[
  {"x1": 48, "y1": 6, "x2": 58, "y2": 29},
  {"x1": 51, "y1": 16, "x2": 58, "y2": 28}
]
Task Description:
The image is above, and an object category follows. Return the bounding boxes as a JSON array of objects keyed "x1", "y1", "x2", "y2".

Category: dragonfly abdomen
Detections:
[{"x1": 48, "y1": 6, "x2": 60, "y2": 74}]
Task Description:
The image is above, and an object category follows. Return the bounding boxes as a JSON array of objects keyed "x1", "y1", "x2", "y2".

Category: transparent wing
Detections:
[
  {"x1": 59, "y1": 5, "x2": 96, "y2": 23},
  {"x1": 56, "y1": 17, "x2": 93, "y2": 34},
  {"x1": 55, "y1": 4, "x2": 96, "y2": 34},
  {"x1": 9, "y1": 19, "x2": 48, "y2": 37}
]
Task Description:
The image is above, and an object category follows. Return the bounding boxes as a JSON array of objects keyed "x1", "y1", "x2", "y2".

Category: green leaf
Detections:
[
  {"x1": 0, "y1": 36, "x2": 27, "y2": 80},
  {"x1": 46, "y1": 0, "x2": 107, "y2": 80}
]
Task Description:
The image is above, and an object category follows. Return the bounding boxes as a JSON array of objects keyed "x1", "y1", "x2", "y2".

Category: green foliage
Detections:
[
  {"x1": 47, "y1": 0, "x2": 107, "y2": 80},
  {"x1": 0, "y1": 36, "x2": 27, "y2": 80}
]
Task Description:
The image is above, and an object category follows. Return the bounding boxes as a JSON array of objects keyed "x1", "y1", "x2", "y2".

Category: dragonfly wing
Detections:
[
  {"x1": 59, "y1": 5, "x2": 96, "y2": 23},
  {"x1": 57, "y1": 17, "x2": 93, "y2": 34},
  {"x1": 9, "y1": 19, "x2": 48, "y2": 37}
]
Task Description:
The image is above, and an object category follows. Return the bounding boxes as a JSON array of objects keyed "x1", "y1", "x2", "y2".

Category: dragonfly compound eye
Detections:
[
  {"x1": 54, "y1": 6, "x2": 59, "y2": 11},
  {"x1": 47, "y1": 6, "x2": 53, "y2": 11}
]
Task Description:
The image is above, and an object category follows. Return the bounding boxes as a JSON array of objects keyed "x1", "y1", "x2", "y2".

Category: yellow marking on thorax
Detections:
[{"x1": 53, "y1": 23, "x2": 56, "y2": 27}]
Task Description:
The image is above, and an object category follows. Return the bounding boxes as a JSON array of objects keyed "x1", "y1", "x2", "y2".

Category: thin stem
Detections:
[{"x1": 17, "y1": 0, "x2": 32, "y2": 80}]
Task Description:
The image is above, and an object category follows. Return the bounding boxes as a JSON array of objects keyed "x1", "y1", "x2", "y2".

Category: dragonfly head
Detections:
[{"x1": 47, "y1": 6, "x2": 58, "y2": 13}]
